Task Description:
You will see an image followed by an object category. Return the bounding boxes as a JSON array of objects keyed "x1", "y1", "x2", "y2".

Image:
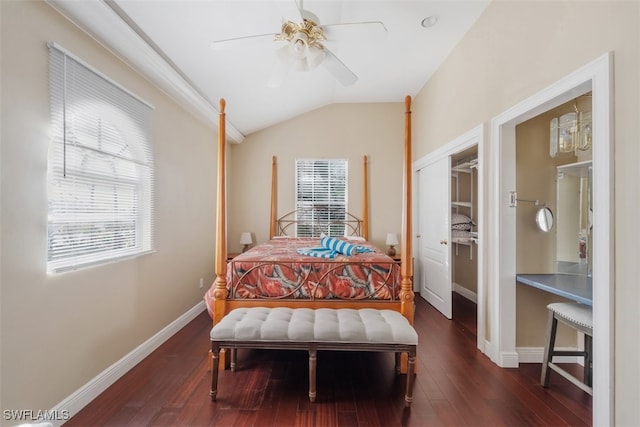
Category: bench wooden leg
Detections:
[
  {"x1": 210, "y1": 343, "x2": 220, "y2": 401},
  {"x1": 208, "y1": 348, "x2": 229, "y2": 372},
  {"x1": 308, "y1": 344, "x2": 317, "y2": 403},
  {"x1": 405, "y1": 348, "x2": 416, "y2": 407}
]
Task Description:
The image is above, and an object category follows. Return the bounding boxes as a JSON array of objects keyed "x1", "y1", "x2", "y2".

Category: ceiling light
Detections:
[
  {"x1": 421, "y1": 16, "x2": 438, "y2": 28},
  {"x1": 289, "y1": 33, "x2": 309, "y2": 59},
  {"x1": 307, "y1": 45, "x2": 326, "y2": 68},
  {"x1": 549, "y1": 100, "x2": 592, "y2": 158}
]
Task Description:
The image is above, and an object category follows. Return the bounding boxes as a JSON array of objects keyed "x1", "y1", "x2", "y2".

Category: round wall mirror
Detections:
[{"x1": 536, "y1": 207, "x2": 554, "y2": 232}]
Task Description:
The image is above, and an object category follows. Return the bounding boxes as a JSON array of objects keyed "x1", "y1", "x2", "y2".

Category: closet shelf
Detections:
[
  {"x1": 452, "y1": 201, "x2": 473, "y2": 208},
  {"x1": 451, "y1": 158, "x2": 476, "y2": 261},
  {"x1": 452, "y1": 166, "x2": 472, "y2": 174},
  {"x1": 451, "y1": 159, "x2": 478, "y2": 173}
]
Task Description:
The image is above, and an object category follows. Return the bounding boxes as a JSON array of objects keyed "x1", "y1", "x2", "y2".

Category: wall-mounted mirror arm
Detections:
[
  {"x1": 508, "y1": 191, "x2": 553, "y2": 231},
  {"x1": 508, "y1": 191, "x2": 547, "y2": 208}
]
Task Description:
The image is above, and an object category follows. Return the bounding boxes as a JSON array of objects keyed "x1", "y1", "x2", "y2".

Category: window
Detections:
[
  {"x1": 295, "y1": 159, "x2": 347, "y2": 237},
  {"x1": 47, "y1": 43, "x2": 154, "y2": 273}
]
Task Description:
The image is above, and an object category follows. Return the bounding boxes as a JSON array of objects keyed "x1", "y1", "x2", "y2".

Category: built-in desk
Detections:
[{"x1": 516, "y1": 274, "x2": 592, "y2": 306}]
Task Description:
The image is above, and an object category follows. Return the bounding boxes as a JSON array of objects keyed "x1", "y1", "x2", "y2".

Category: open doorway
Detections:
[
  {"x1": 451, "y1": 146, "x2": 479, "y2": 337},
  {"x1": 489, "y1": 53, "x2": 613, "y2": 425},
  {"x1": 413, "y1": 125, "x2": 485, "y2": 352}
]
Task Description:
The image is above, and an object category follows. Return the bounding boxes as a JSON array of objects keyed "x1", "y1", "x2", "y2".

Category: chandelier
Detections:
[{"x1": 550, "y1": 100, "x2": 592, "y2": 158}]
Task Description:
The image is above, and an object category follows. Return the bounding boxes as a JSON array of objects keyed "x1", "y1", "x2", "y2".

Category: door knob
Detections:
[{"x1": 440, "y1": 239, "x2": 448, "y2": 245}]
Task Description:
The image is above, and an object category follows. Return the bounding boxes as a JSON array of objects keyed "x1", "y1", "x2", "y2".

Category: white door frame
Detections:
[
  {"x1": 489, "y1": 52, "x2": 614, "y2": 425},
  {"x1": 413, "y1": 124, "x2": 485, "y2": 352}
]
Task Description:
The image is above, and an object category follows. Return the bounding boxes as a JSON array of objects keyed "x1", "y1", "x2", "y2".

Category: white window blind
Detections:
[
  {"x1": 47, "y1": 43, "x2": 154, "y2": 273},
  {"x1": 295, "y1": 159, "x2": 347, "y2": 237}
]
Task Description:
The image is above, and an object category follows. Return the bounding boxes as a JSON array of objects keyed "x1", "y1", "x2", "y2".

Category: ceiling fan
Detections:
[{"x1": 210, "y1": 0, "x2": 387, "y2": 87}]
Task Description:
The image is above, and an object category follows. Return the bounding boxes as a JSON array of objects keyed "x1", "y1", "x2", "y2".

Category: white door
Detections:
[{"x1": 417, "y1": 156, "x2": 452, "y2": 318}]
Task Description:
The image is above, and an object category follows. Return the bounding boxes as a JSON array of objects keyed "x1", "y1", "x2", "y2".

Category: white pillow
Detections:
[{"x1": 451, "y1": 213, "x2": 474, "y2": 231}]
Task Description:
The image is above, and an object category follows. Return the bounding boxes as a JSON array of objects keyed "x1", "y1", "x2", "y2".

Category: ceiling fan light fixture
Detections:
[
  {"x1": 289, "y1": 32, "x2": 309, "y2": 59},
  {"x1": 276, "y1": 44, "x2": 291, "y2": 62},
  {"x1": 250, "y1": 6, "x2": 362, "y2": 85},
  {"x1": 307, "y1": 45, "x2": 326, "y2": 68}
]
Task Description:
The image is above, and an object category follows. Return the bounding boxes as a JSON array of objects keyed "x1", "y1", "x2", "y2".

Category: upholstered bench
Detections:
[{"x1": 210, "y1": 307, "x2": 418, "y2": 406}]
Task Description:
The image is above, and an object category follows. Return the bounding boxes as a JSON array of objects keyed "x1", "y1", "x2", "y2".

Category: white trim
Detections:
[
  {"x1": 517, "y1": 346, "x2": 582, "y2": 364},
  {"x1": 413, "y1": 125, "x2": 483, "y2": 171},
  {"x1": 489, "y1": 52, "x2": 613, "y2": 426},
  {"x1": 413, "y1": 124, "x2": 485, "y2": 353},
  {"x1": 517, "y1": 347, "x2": 545, "y2": 364},
  {"x1": 50, "y1": 302, "x2": 206, "y2": 426},
  {"x1": 453, "y1": 283, "x2": 477, "y2": 304},
  {"x1": 45, "y1": 0, "x2": 244, "y2": 143}
]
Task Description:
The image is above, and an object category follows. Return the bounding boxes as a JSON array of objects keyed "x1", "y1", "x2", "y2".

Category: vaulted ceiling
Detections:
[{"x1": 48, "y1": 0, "x2": 490, "y2": 143}]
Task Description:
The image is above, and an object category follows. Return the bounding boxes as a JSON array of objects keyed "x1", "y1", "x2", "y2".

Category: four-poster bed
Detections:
[{"x1": 205, "y1": 95, "x2": 414, "y2": 340}]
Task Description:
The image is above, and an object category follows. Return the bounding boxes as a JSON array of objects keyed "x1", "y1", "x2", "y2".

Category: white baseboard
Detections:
[
  {"x1": 453, "y1": 283, "x2": 477, "y2": 303},
  {"x1": 477, "y1": 338, "x2": 490, "y2": 357},
  {"x1": 499, "y1": 350, "x2": 520, "y2": 368},
  {"x1": 517, "y1": 346, "x2": 583, "y2": 364},
  {"x1": 52, "y1": 301, "x2": 206, "y2": 426}
]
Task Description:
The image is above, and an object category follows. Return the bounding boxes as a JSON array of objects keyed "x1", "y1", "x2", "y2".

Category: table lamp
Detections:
[
  {"x1": 240, "y1": 232, "x2": 253, "y2": 252},
  {"x1": 386, "y1": 233, "x2": 399, "y2": 257}
]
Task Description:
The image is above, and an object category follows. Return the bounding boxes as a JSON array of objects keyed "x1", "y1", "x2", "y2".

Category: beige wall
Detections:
[
  {"x1": 411, "y1": 0, "x2": 639, "y2": 423},
  {"x1": 227, "y1": 103, "x2": 405, "y2": 253},
  {"x1": 1, "y1": 1, "x2": 216, "y2": 416}
]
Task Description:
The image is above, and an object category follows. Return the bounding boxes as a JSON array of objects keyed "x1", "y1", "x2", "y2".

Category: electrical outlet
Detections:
[{"x1": 199, "y1": 277, "x2": 204, "y2": 289}]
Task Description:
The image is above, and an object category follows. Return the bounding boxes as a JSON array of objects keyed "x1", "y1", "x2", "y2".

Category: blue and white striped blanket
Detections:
[
  {"x1": 296, "y1": 247, "x2": 338, "y2": 259},
  {"x1": 296, "y1": 235, "x2": 373, "y2": 259}
]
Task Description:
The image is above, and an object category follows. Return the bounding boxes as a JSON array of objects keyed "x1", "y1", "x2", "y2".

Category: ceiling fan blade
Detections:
[
  {"x1": 276, "y1": 0, "x2": 304, "y2": 23},
  {"x1": 321, "y1": 21, "x2": 388, "y2": 42},
  {"x1": 322, "y1": 48, "x2": 357, "y2": 86},
  {"x1": 210, "y1": 33, "x2": 277, "y2": 50}
]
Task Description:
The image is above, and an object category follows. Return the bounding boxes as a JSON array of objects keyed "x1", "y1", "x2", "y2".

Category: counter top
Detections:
[{"x1": 516, "y1": 273, "x2": 592, "y2": 306}]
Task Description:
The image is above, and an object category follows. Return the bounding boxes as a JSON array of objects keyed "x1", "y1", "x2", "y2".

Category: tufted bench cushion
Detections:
[
  {"x1": 210, "y1": 307, "x2": 418, "y2": 345},
  {"x1": 210, "y1": 307, "x2": 418, "y2": 406}
]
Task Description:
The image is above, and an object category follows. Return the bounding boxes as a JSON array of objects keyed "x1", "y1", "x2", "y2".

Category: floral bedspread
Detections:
[{"x1": 204, "y1": 238, "x2": 401, "y2": 315}]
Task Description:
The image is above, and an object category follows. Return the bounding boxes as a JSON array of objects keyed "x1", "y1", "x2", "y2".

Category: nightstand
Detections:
[{"x1": 227, "y1": 253, "x2": 240, "y2": 262}]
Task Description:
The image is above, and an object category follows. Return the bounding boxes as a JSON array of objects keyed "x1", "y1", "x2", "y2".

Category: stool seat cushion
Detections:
[
  {"x1": 547, "y1": 302, "x2": 593, "y2": 329},
  {"x1": 211, "y1": 307, "x2": 418, "y2": 345}
]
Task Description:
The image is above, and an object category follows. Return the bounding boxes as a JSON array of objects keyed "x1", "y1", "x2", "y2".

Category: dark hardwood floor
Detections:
[{"x1": 67, "y1": 295, "x2": 592, "y2": 426}]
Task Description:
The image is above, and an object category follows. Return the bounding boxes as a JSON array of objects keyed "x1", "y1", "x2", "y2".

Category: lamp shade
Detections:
[
  {"x1": 307, "y1": 45, "x2": 326, "y2": 68},
  {"x1": 386, "y1": 233, "x2": 399, "y2": 246},
  {"x1": 239, "y1": 232, "x2": 253, "y2": 245}
]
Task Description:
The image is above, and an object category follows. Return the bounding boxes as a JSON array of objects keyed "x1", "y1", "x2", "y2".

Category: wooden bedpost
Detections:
[
  {"x1": 270, "y1": 156, "x2": 277, "y2": 239},
  {"x1": 213, "y1": 98, "x2": 228, "y2": 325},
  {"x1": 400, "y1": 96, "x2": 415, "y2": 323},
  {"x1": 362, "y1": 155, "x2": 369, "y2": 240}
]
